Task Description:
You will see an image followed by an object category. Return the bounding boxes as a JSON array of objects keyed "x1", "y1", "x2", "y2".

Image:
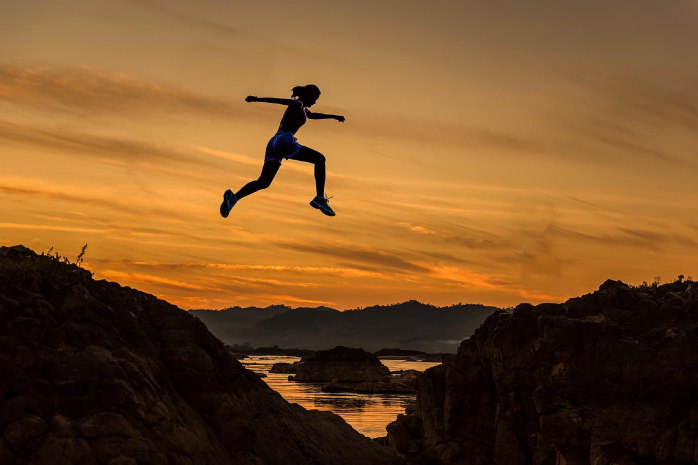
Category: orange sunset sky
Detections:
[{"x1": 1, "y1": 0, "x2": 697, "y2": 310}]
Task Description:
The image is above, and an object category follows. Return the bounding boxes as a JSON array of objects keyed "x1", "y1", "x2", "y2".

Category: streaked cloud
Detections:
[
  {"x1": 547, "y1": 225, "x2": 698, "y2": 252},
  {"x1": 0, "y1": 181, "x2": 193, "y2": 223},
  {"x1": 0, "y1": 222, "x2": 107, "y2": 234},
  {"x1": 276, "y1": 240, "x2": 431, "y2": 274},
  {"x1": 128, "y1": 0, "x2": 240, "y2": 37},
  {"x1": 554, "y1": 70, "x2": 698, "y2": 166},
  {"x1": 101, "y1": 270, "x2": 209, "y2": 291},
  {"x1": 0, "y1": 120, "x2": 217, "y2": 168},
  {"x1": 399, "y1": 222, "x2": 435, "y2": 235},
  {"x1": 0, "y1": 64, "x2": 252, "y2": 119},
  {"x1": 128, "y1": 0, "x2": 332, "y2": 62},
  {"x1": 114, "y1": 259, "x2": 382, "y2": 278},
  {"x1": 581, "y1": 72, "x2": 698, "y2": 131}
]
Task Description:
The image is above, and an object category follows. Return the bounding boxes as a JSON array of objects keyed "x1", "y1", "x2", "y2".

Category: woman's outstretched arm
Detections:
[
  {"x1": 245, "y1": 96, "x2": 299, "y2": 106},
  {"x1": 306, "y1": 109, "x2": 345, "y2": 122}
]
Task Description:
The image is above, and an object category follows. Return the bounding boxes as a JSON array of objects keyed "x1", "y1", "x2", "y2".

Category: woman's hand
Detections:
[
  {"x1": 245, "y1": 95, "x2": 257, "y2": 103},
  {"x1": 335, "y1": 115, "x2": 345, "y2": 123}
]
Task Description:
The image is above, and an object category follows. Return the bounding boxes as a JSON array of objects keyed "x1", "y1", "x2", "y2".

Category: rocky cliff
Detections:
[
  {"x1": 386, "y1": 279, "x2": 698, "y2": 465},
  {"x1": 292, "y1": 346, "x2": 391, "y2": 383},
  {"x1": 0, "y1": 245, "x2": 400, "y2": 465}
]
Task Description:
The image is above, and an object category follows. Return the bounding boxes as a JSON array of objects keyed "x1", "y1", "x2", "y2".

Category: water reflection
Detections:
[
  {"x1": 313, "y1": 396, "x2": 370, "y2": 410},
  {"x1": 242, "y1": 355, "x2": 440, "y2": 438}
]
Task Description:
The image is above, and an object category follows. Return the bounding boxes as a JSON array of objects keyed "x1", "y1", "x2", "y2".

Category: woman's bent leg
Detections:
[
  {"x1": 235, "y1": 161, "x2": 281, "y2": 200},
  {"x1": 291, "y1": 147, "x2": 326, "y2": 197}
]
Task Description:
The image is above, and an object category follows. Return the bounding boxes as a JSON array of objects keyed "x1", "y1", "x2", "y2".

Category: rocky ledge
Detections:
[
  {"x1": 0, "y1": 245, "x2": 401, "y2": 465},
  {"x1": 385, "y1": 279, "x2": 698, "y2": 464},
  {"x1": 290, "y1": 346, "x2": 391, "y2": 383}
]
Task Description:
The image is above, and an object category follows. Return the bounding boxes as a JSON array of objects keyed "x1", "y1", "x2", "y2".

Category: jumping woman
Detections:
[{"x1": 220, "y1": 84, "x2": 345, "y2": 218}]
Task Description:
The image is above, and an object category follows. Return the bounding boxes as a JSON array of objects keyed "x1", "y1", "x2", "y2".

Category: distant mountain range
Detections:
[{"x1": 189, "y1": 301, "x2": 501, "y2": 353}]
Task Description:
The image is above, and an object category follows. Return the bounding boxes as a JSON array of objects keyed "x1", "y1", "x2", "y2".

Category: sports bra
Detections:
[{"x1": 278, "y1": 102, "x2": 307, "y2": 134}]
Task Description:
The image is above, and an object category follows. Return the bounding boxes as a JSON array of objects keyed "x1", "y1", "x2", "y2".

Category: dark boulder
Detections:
[
  {"x1": 0, "y1": 246, "x2": 401, "y2": 465},
  {"x1": 293, "y1": 346, "x2": 391, "y2": 383},
  {"x1": 386, "y1": 279, "x2": 698, "y2": 464}
]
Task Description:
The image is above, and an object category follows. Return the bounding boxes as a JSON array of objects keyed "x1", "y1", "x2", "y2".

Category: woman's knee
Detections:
[
  {"x1": 294, "y1": 147, "x2": 325, "y2": 165},
  {"x1": 257, "y1": 178, "x2": 273, "y2": 189}
]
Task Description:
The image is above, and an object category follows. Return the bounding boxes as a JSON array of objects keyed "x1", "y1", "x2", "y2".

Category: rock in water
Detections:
[
  {"x1": 386, "y1": 279, "x2": 698, "y2": 464},
  {"x1": 269, "y1": 361, "x2": 298, "y2": 373},
  {"x1": 0, "y1": 245, "x2": 400, "y2": 465},
  {"x1": 321, "y1": 373, "x2": 420, "y2": 394},
  {"x1": 292, "y1": 346, "x2": 391, "y2": 383}
]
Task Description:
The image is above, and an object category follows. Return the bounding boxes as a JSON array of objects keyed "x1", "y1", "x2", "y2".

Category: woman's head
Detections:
[{"x1": 292, "y1": 84, "x2": 321, "y2": 106}]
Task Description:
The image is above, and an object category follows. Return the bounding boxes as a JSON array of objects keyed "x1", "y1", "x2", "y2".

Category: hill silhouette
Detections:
[
  {"x1": 0, "y1": 245, "x2": 399, "y2": 464},
  {"x1": 190, "y1": 301, "x2": 499, "y2": 353},
  {"x1": 190, "y1": 305, "x2": 289, "y2": 331}
]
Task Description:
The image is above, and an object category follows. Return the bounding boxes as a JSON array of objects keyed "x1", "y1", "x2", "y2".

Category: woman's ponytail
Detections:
[
  {"x1": 291, "y1": 84, "x2": 321, "y2": 99},
  {"x1": 291, "y1": 86, "x2": 305, "y2": 98}
]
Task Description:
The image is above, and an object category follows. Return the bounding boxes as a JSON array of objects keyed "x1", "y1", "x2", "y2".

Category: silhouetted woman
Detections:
[{"x1": 220, "y1": 84, "x2": 344, "y2": 218}]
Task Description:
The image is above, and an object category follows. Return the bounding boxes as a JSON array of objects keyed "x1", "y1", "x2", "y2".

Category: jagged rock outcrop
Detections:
[
  {"x1": 291, "y1": 346, "x2": 391, "y2": 383},
  {"x1": 386, "y1": 279, "x2": 698, "y2": 464},
  {"x1": 390, "y1": 370, "x2": 422, "y2": 390},
  {"x1": 0, "y1": 245, "x2": 401, "y2": 465}
]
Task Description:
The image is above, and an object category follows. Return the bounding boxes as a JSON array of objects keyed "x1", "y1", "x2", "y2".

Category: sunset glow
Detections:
[{"x1": 2, "y1": 0, "x2": 697, "y2": 309}]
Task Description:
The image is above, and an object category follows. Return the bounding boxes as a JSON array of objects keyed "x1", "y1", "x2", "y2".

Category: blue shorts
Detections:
[{"x1": 265, "y1": 131, "x2": 303, "y2": 162}]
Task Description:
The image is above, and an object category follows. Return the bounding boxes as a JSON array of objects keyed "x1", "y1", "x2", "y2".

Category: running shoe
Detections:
[
  {"x1": 220, "y1": 189, "x2": 237, "y2": 218},
  {"x1": 310, "y1": 194, "x2": 335, "y2": 217}
]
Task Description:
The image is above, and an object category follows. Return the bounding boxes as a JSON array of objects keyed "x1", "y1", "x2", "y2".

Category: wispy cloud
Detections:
[
  {"x1": 397, "y1": 220, "x2": 512, "y2": 252},
  {"x1": 113, "y1": 259, "x2": 382, "y2": 278},
  {"x1": 545, "y1": 225, "x2": 698, "y2": 252},
  {"x1": 398, "y1": 221, "x2": 435, "y2": 235},
  {"x1": 563, "y1": 115, "x2": 689, "y2": 166},
  {"x1": 0, "y1": 182, "x2": 148, "y2": 217},
  {"x1": 128, "y1": 1, "x2": 334, "y2": 63},
  {"x1": 0, "y1": 222, "x2": 107, "y2": 234},
  {"x1": 348, "y1": 113, "x2": 546, "y2": 158},
  {"x1": 0, "y1": 64, "x2": 257, "y2": 119},
  {"x1": 426, "y1": 264, "x2": 512, "y2": 290},
  {"x1": 275, "y1": 239, "x2": 430, "y2": 274},
  {"x1": 0, "y1": 120, "x2": 217, "y2": 169},
  {"x1": 0, "y1": 179, "x2": 213, "y2": 225},
  {"x1": 101, "y1": 270, "x2": 209, "y2": 291},
  {"x1": 410, "y1": 250, "x2": 479, "y2": 266},
  {"x1": 582, "y1": 72, "x2": 698, "y2": 131},
  {"x1": 128, "y1": 0, "x2": 240, "y2": 36},
  {"x1": 196, "y1": 146, "x2": 259, "y2": 166},
  {"x1": 554, "y1": 69, "x2": 698, "y2": 166}
]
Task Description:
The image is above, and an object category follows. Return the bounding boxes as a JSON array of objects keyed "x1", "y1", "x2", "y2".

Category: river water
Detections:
[{"x1": 241, "y1": 355, "x2": 441, "y2": 438}]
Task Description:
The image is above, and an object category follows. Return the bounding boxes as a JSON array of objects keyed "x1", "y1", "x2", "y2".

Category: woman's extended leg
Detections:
[
  {"x1": 235, "y1": 160, "x2": 281, "y2": 200},
  {"x1": 221, "y1": 161, "x2": 280, "y2": 218},
  {"x1": 291, "y1": 147, "x2": 335, "y2": 216},
  {"x1": 291, "y1": 146, "x2": 325, "y2": 197}
]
